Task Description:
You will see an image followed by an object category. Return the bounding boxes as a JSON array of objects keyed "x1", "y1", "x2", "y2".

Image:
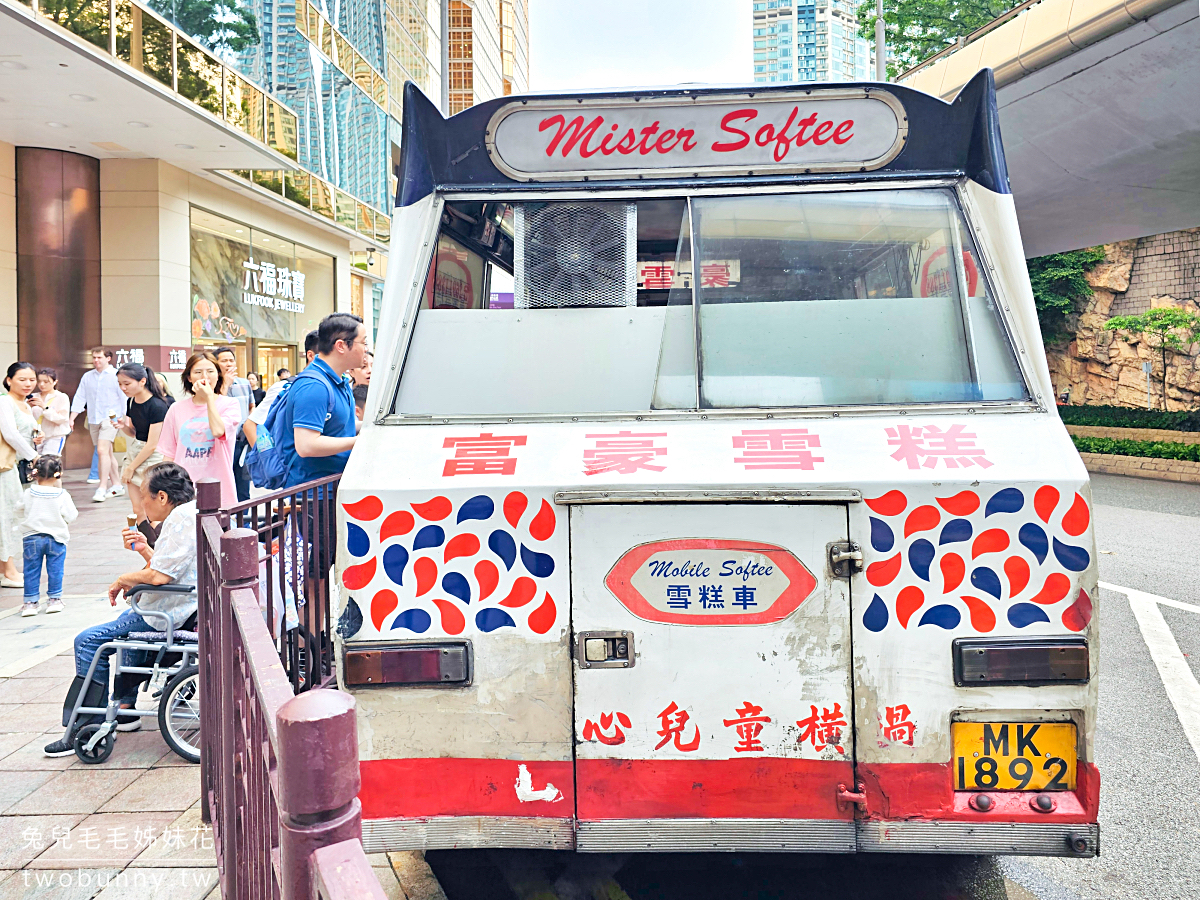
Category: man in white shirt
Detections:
[{"x1": 70, "y1": 348, "x2": 126, "y2": 503}]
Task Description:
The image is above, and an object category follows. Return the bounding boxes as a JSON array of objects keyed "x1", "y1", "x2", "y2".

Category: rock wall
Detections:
[{"x1": 1045, "y1": 237, "x2": 1200, "y2": 409}]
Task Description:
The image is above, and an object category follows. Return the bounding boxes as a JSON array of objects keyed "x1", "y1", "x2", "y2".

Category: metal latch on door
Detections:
[
  {"x1": 829, "y1": 541, "x2": 864, "y2": 578},
  {"x1": 576, "y1": 631, "x2": 635, "y2": 669}
]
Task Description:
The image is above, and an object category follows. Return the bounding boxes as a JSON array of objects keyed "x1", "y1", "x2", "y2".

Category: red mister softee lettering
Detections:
[{"x1": 712, "y1": 108, "x2": 855, "y2": 161}]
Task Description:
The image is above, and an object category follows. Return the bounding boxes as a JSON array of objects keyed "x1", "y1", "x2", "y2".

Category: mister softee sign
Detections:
[{"x1": 486, "y1": 89, "x2": 907, "y2": 181}]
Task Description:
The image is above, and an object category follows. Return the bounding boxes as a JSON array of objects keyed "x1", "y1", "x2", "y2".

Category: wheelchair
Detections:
[{"x1": 63, "y1": 583, "x2": 201, "y2": 765}]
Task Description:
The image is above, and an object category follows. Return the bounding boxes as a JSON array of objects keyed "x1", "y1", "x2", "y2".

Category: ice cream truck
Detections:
[{"x1": 337, "y1": 70, "x2": 1099, "y2": 858}]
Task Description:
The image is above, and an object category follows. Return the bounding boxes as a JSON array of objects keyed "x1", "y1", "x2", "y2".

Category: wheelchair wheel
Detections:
[
  {"x1": 159, "y1": 665, "x2": 201, "y2": 764},
  {"x1": 74, "y1": 724, "x2": 115, "y2": 764}
]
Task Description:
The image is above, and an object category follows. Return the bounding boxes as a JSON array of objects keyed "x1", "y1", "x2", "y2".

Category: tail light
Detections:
[
  {"x1": 344, "y1": 642, "x2": 471, "y2": 687},
  {"x1": 953, "y1": 637, "x2": 1088, "y2": 686}
]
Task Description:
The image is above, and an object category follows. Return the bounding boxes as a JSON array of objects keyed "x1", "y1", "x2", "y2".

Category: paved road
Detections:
[{"x1": 428, "y1": 473, "x2": 1200, "y2": 900}]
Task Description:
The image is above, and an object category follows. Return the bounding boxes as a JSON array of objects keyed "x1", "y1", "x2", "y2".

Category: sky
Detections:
[{"x1": 527, "y1": 0, "x2": 753, "y2": 92}]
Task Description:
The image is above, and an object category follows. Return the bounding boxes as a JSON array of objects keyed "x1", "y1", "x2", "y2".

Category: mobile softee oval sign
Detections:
[
  {"x1": 486, "y1": 90, "x2": 907, "y2": 181},
  {"x1": 605, "y1": 539, "x2": 817, "y2": 626}
]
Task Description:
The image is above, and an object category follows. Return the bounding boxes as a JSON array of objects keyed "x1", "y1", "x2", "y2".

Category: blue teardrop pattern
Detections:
[
  {"x1": 476, "y1": 608, "x2": 516, "y2": 632},
  {"x1": 1052, "y1": 538, "x2": 1091, "y2": 572},
  {"x1": 489, "y1": 530, "x2": 517, "y2": 570},
  {"x1": 870, "y1": 517, "x2": 894, "y2": 553},
  {"x1": 970, "y1": 566, "x2": 1002, "y2": 600},
  {"x1": 1018, "y1": 523, "x2": 1049, "y2": 565},
  {"x1": 863, "y1": 593, "x2": 889, "y2": 632},
  {"x1": 520, "y1": 544, "x2": 555, "y2": 578},
  {"x1": 412, "y1": 525, "x2": 445, "y2": 552},
  {"x1": 390, "y1": 608, "x2": 432, "y2": 633},
  {"x1": 457, "y1": 495, "x2": 495, "y2": 524},
  {"x1": 938, "y1": 519, "x2": 973, "y2": 545},
  {"x1": 442, "y1": 572, "x2": 471, "y2": 605},
  {"x1": 918, "y1": 605, "x2": 961, "y2": 629},
  {"x1": 909, "y1": 540, "x2": 935, "y2": 582},
  {"x1": 382, "y1": 545, "x2": 408, "y2": 586},
  {"x1": 1008, "y1": 603, "x2": 1050, "y2": 628},
  {"x1": 985, "y1": 488, "x2": 1025, "y2": 517},
  {"x1": 336, "y1": 597, "x2": 363, "y2": 640},
  {"x1": 346, "y1": 523, "x2": 370, "y2": 558}
]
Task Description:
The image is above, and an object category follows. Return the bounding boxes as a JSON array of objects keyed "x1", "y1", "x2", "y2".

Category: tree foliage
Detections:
[
  {"x1": 1105, "y1": 308, "x2": 1200, "y2": 410},
  {"x1": 1026, "y1": 248, "x2": 1105, "y2": 343},
  {"x1": 148, "y1": 0, "x2": 260, "y2": 55},
  {"x1": 856, "y1": 0, "x2": 1024, "y2": 80}
]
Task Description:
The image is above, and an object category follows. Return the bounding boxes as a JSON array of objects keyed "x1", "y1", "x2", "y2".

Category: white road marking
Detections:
[{"x1": 1101, "y1": 582, "x2": 1200, "y2": 762}]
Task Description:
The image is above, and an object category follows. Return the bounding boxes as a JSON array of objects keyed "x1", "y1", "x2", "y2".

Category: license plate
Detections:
[{"x1": 952, "y1": 723, "x2": 1076, "y2": 791}]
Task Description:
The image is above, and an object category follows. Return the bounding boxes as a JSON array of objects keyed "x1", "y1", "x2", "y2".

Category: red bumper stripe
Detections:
[{"x1": 360, "y1": 758, "x2": 574, "y2": 820}]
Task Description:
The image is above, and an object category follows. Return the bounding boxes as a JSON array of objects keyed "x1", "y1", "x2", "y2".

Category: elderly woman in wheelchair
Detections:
[{"x1": 44, "y1": 462, "x2": 202, "y2": 763}]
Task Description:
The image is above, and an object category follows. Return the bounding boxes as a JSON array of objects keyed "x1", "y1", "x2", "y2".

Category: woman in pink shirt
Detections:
[{"x1": 156, "y1": 352, "x2": 241, "y2": 508}]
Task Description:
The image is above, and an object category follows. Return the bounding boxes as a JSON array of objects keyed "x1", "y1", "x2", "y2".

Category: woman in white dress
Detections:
[{"x1": 0, "y1": 362, "x2": 40, "y2": 586}]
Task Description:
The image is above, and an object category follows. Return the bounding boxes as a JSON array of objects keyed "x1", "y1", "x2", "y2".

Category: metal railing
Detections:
[{"x1": 196, "y1": 479, "x2": 383, "y2": 900}]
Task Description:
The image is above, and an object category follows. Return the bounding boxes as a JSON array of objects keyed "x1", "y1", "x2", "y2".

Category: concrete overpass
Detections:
[{"x1": 898, "y1": 0, "x2": 1199, "y2": 257}]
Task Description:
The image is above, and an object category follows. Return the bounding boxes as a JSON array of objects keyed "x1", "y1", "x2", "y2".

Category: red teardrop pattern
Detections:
[
  {"x1": 1034, "y1": 486, "x2": 1059, "y2": 524},
  {"x1": 499, "y1": 577, "x2": 538, "y2": 607},
  {"x1": 941, "y1": 553, "x2": 965, "y2": 593},
  {"x1": 1062, "y1": 588, "x2": 1093, "y2": 632},
  {"x1": 414, "y1": 557, "x2": 437, "y2": 597},
  {"x1": 343, "y1": 496, "x2": 383, "y2": 521},
  {"x1": 961, "y1": 595, "x2": 996, "y2": 632},
  {"x1": 342, "y1": 557, "x2": 376, "y2": 590},
  {"x1": 528, "y1": 592, "x2": 557, "y2": 635},
  {"x1": 504, "y1": 492, "x2": 528, "y2": 527},
  {"x1": 936, "y1": 490, "x2": 980, "y2": 516},
  {"x1": 379, "y1": 510, "x2": 415, "y2": 542},
  {"x1": 1062, "y1": 493, "x2": 1090, "y2": 537},
  {"x1": 865, "y1": 490, "x2": 907, "y2": 516},
  {"x1": 444, "y1": 533, "x2": 481, "y2": 564},
  {"x1": 474, "y1": 561, "x2": 499, "y2": 601},
  {"x1": 371, "y1": 589, "x2": 397, "y2": 631},
  {"x1": 904, "y1": 505, "x2": 940, "y2": 538},
  {"x1": 529, "y1": 500, "x2": 556, "y2": 541},
  {"x1": 432, "y1": 598, "x2": 466, "y2": 635},
  {"x1": 1029, "y1": 572, "x2": 1071, "y2": 605},
  {"x1": 897, "y1": 586, "x2": 924, "y2": 629},
  {"x1": 866, "y1": 553, "x2": 902, "y2": 587},
  {"x1": 411, "y1": 496, "x2": 452, "y2": 521},
  {"x1": 971, "y1": 528, "x2": 1010, "y2": 559},
  {"x1": 1004, "y1": 556, "x2": 1030, "y2": 597}
]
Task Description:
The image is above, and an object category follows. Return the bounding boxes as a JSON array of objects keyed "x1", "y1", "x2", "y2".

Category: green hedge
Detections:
[
  {"x1": 1059, "y1": 404, "x2": 1200, "y2": 432},
  {"x1": 1072, "y1": 435, "x2": 1200, "y2": 461}
]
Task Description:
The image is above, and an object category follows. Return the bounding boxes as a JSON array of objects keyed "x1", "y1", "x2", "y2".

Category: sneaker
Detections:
[
  {"x1": 43, "y1": 736, "x2": 75, "y2": 757},
  {"x1": 45, "y1": 598, "x2": 64, "y2": 614},
  {"x1": 91, "y1": 488, "x2": 108, "y2": 503},
  {"x1": 116, "y1": 715, "x2": 142, "y2": 732},
  {"x1": 20, "y1": 601, "x2": 38, "y2": 617},
  {"x1": 109, "y1": 485, "x2": 126, "y2": 497},
  {"x1": 86, "y1": 477, "x2": 100, "y2": 484}
]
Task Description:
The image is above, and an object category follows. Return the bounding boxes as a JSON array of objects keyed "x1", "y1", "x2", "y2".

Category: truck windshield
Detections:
[{"x1": 392, "y1": 188, "x2": 1027, "y2": 416}]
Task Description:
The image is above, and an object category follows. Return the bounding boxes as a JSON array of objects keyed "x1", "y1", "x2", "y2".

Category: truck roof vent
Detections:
[{"x1": 514, "y1": 201, "x2": 637, "y2": 309}]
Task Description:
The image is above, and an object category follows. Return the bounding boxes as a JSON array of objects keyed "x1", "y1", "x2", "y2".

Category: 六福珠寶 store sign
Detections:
[{"x1": 242, "y1": 260, "x2": 306, "y2": 313}]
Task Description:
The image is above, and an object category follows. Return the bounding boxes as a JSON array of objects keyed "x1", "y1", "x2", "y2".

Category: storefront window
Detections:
[{"x1": 190, "y1": 208, "x2": 335, "y2": 385}]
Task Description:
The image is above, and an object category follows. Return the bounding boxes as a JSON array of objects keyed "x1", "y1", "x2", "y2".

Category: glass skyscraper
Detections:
[{"x1": 752, "y1": 0, "x2": 872, "y2": 84}]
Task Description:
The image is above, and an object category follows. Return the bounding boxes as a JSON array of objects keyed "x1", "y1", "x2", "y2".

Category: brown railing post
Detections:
[
  {"x1": 196, "y1": 479, "x2": 223, "y2": 828},
  {"x1": 277, "y1": 690, "x2": 362, "y2": 900},
  {"x1": 220, "y1": 527, "x2": 260, "y2": 900}
]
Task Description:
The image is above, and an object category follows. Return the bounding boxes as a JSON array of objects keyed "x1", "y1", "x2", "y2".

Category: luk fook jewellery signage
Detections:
[
  {"x1": 486, "y1": 89, "x2": 907, "y2": 181},
  {"x1": 242, "y1": 260, "x2": 306, "y2": 314}
]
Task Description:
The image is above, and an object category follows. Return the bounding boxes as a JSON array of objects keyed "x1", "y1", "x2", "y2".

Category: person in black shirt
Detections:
[
  {"x1": 116, "y1": 363, "x2": 172, "y2": 525},
  {"x1": 247, "y1": 372, "x2": 266, "y2": 406}
]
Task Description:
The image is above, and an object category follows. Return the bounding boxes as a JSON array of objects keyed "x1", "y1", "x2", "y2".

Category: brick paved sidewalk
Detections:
[{"x1": 0, "y1": 470, "x2": 219, "y2": 900}]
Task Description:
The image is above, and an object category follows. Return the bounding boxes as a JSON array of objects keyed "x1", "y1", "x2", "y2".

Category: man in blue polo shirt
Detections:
[{"x1": 277, "y1": 313, "x2": 365, "y2": 489}]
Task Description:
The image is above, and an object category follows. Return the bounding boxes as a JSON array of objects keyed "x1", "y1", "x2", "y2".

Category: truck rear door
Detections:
[{"x1": 569, "y1": 501, "x2": 858, "y2": 851}]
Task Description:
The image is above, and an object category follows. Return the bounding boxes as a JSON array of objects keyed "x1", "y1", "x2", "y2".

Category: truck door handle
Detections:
[
  {"x1": 829, "y1": 542, "x2": 863, "y2": 578},
  {"x1": 836, "y1": 782, "x2": 869, "y2": 813}
]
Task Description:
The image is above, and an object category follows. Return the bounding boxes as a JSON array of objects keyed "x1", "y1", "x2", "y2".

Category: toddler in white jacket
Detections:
[{"x1": 16, "y1": 455, "x2": 78, "y2": 616}]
